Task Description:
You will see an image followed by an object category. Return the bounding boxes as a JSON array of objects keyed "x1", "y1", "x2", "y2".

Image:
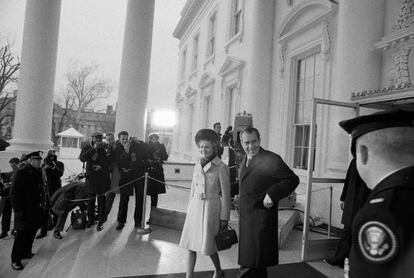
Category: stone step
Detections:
[{"x1": 149, "y1": 207, "x2": 299, "y2": 249}]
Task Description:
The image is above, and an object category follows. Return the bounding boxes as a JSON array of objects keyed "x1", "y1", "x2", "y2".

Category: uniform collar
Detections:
[{"x1": 372, "y1": 166, "x2": 414, "y2": 195}]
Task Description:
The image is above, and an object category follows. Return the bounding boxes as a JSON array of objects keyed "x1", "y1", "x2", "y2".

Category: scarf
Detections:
[{"x1": 200, "y1": 154, "x2": 216, "y2": 168}]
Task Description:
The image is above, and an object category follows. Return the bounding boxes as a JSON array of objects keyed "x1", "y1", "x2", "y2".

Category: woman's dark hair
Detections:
[
  {"x1": 195, "y1": 129, "x2": 220, "y2": 146},
  {"x1": 9, "y1": 157, "x2": 19, "y2": 164}
]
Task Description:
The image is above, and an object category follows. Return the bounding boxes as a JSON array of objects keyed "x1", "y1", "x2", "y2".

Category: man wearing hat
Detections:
[
  {"x1": 339, "y1": 109, "x2": 414, "y2": 278},
  {"x1": 80, "y1": 131, "x2": 114, "y2": 231},
  {"x1": 10, "y1": 151, "x2": 49, "y2": 270}
]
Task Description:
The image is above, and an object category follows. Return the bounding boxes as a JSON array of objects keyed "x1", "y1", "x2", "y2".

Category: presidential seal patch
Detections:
[{"x1": 358, "y1": 221, "x2": 397, "y2": 263}]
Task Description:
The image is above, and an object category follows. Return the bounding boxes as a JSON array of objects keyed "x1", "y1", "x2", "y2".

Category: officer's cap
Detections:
[
  {"x1": 339, "y1": 109, "x2": 414, "y2": 155},
  {"x1": 25, "y1": 151, "x2": 43, "y2": 160},
  {"x1": 91, "y1": 131, "x2": 103, "y2": 138}
]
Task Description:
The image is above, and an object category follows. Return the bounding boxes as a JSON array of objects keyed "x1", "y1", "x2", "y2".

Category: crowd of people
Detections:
[
  {"x1": 0, "y1": 131, "x2": 169, "y2": 270},
  {"x1": 0, "y1": 109, "x2": 413, "y2": 278}
]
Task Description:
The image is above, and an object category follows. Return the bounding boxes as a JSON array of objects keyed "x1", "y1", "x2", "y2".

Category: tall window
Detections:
[
  {"x1": 293, "y1": 53, "x2": 321, "y2": 170},
  {"x1": 187, "y1": 103, "x2": 195, "y2": 151},
  {"x1": 230, "y1": 0, "x2": 242, "y2": 37},
  {"x1": 181, "y1": 49, "x2": 187, "y2": 80},
  {"x1": 226, "y1": 87, "x2": 238, "y2": 127},
  {"x1": 207, "y1": 13, "x2": 216, "y2": 57},
  {"x1": 203, "y1": 95, "x2": 211, "y2": 128},
  {"x1": 192, "y1": 35, "x2": 199, "y2": 71}
]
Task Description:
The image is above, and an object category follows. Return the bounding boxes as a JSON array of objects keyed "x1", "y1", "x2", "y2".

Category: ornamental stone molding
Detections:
[
  {"x1": 321, "y1": 20, "x2": 331, "y2": 62},
  {"x1": 351, "y1": 83, "x2": 413, "y2": 100},
  {"x1": 279, "y1": 41, "x2": 287, "y2": 78},
  {"x1": 173, "y1": 0, "x2": 206, "y2": 39},
  {"x1": 184, "y1": 85, "x2": 197, "y2": 98},
  {"x1": 375, "y1": 0, "x2": 414, "y2": 50},
  {"x1": 393, "y1": 0, "x2": 414, "y2": 33},
  {"x1": 390, "y1": 46, "x2": 412, "y2": 88},
  {"x1": 218, "y1": 56, "x2": 245, "y2": 77},
  {"x1": 175, "y1": 92, "x2": 184, "y2": 103},
  {"x1": 198, "y1": 72, "x2": 215, "y2": 89}
]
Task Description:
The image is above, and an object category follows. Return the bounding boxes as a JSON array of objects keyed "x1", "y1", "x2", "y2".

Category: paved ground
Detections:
[{"x1": 0, "y1": 157, "x2": 344, "y2": 277}]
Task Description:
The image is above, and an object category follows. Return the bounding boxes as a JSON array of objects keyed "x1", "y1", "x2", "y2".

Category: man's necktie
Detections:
[{"x1": 246, "y1": 157, "x2": 251, "y2": 167}]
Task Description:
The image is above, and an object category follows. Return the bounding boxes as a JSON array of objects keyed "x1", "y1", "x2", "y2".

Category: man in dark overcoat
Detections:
[
  {"x1": 79, "y1": 131, "x2": 114, "y2": 231},
  {"x1": 115, "y1": 131, "x2": 152, "y2": 230},
  {"x1": 325, "y1": 158, "x2": 370, "y2": 267},
  {"x1": 37, "y1": 150, "x2": 65, "y2": 238},
  {"x1": 339, "y1": 109, "x2": 414, "y2": 278},
  {"x1": 146, "y1": 133, "x2": 168, "y2": 208},
  {"x1": 10, "y1": 151, "x2": 49, "y2": 270},
  {"x1": 237, "y1": 127, "x2": 299, "y2": 278}
]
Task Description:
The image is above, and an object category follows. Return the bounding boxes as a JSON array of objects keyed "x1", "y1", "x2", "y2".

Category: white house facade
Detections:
[{"x1": 172, "y1": 0, "x2": 414, "y2": 227}]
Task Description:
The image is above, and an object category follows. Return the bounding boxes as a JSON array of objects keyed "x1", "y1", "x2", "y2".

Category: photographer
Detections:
[
  {"x1": 50, "y1": 175, "x2": 88, "y2": 239},
  {"x1": 146, "y1": 133, "x2": 168, "y2": 208},
  {"x1": 80, "y1": 131, "x2": 114, "y2": 231},
  {"x1": 36, "y1": 150, "x2": 65, "y2": 238}
]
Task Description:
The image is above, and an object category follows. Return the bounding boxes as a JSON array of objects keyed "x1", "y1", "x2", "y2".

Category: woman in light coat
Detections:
[{"x1": 179, "y1": 129, "x2": 231, "y2": 278}]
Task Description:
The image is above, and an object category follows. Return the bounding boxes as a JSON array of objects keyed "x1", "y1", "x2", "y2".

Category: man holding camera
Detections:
[
  {"x1": 36, "y1": 150, "x2": 65, "y2": 238},
  {"x1": 80, "y1": 131, "x2": 114, "y2": 231},
  {"x1": 10, "y1": 152, "x2": 48, "y2": 270}
]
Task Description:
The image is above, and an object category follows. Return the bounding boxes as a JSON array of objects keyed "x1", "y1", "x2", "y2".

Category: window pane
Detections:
[
  {"x1": 294, "y1": 126, "x2": 303, "y2": 147},
  {"x1": 294, "y1": 147, "x2": 303, "y2": 169}
]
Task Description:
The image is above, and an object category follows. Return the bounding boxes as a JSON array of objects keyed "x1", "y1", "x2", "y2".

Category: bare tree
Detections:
[
  {"x1": 56, "y1": 89, "x2": 75, "y2": 131},
  {"x1": 64, "y1": 62, "x2": 112, "y2": 128},
  {"x1": 0, "y1": 37, "x2": 20, "y2": 138}
]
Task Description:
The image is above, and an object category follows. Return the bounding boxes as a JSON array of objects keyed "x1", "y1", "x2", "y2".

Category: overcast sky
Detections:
[{"x1": 0, "y1": 0, "x2": 186, "y2": 111}]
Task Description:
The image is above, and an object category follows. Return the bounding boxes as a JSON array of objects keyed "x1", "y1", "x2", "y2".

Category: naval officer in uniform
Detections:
[{"x1": 339, "y1": 109, "x2": 414, "y2": 278}]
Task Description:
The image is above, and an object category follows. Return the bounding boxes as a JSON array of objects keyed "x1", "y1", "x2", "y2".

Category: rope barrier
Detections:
[
  {"x1": 69, "y1": 175, "x2": 145, "y2": 202},
  {"x1": 147, "y1": 176, "x2": 191, "y2": 191},
  {"x1": 295, "y1": 186, "x2": 332, "y2": 196}
]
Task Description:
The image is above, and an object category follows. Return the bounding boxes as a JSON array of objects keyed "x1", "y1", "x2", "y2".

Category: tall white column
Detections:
[
  {"x1": 115, "y1": 0, "x2": 155, "y2": 139},
  {"x1": 335, "y1": 0, "x2": 385, "y2": 100},
  {"x1": 242, "y1": 0, "x2": 275, "y2": 147},
  {"x1": 8, "y1": 0, "x2": 62, "y2": 152}
]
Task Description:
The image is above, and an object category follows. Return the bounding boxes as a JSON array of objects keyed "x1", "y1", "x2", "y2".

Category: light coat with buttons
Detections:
[{"x1": 179, "y1": 156, "x2": 231, "y2": 255}]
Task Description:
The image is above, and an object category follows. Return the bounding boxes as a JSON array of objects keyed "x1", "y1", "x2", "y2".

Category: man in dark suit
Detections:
[
  {"x1": 10, "y1": 151, "x2": 48, "y2": 270},
  {"x1": 237, "y1": 127, "x2": 299, "y2": 278},
  {"x1": 339, "y1": 109, "x2": 414, "y2": 278},
  {"x1": 80, "y1": 131, "x2": 114, "y2": 231}
]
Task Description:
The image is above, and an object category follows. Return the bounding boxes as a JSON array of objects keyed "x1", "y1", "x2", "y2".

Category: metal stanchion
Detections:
[
  {"x1": 328, "y1": 186, "x2": 332, "y2": 239},
  {"x1": 136, "y1": 172, "x2": 151, "y2": 234}
]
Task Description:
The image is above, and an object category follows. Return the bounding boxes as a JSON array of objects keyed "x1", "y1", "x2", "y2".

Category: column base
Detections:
[{"x1": 7, "y1": 137, "x2": 54, "y2": 154}]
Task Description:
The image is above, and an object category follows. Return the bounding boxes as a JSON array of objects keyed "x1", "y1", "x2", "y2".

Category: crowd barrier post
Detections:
[{"x1": 136, "y1": 172, "x2": 151, "y2": 234}]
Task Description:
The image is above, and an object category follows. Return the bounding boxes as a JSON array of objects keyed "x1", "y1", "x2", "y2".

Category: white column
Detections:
[
  {"x1": 8, "y1": 0, "x2": 62, "y2": 152},
  {"x1": 335, "y1": 0, "x2": 385, "y2": 100},
  {"x1": 242, "y1": 0, "x2": 275, "y2": 147},
  {"x1": 115, "y1": 0, "x2": 155, "y2": 139}
]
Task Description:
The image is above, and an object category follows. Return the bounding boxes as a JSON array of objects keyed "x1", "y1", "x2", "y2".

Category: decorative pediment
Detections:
[
  {"x1": 277, "y1": 0, "x2": 335, "y2": 42},
  {"x1": 218, "y1": 56, "x2": 245, "y2": 77},
  {"x1": 199, "y1": 72, "x2": 215, "y2": 89},
  {"x1": 184, "y1": 85, "x2": 197, "y2": 97},
  {"x1": 175, "y1": 92, "x2": 184, "y2": 103}
]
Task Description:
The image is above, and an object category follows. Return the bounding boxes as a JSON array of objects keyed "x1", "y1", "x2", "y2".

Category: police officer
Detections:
[
  {"x1": 80, "y1": 131, "x2": 114, "y2": 231},
  {"x1": 339, "y1": 109, "x2": 414, "y2": 278},
  {"x1": 10, "y1": 151, "x2": 48, "y2": 270}
]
